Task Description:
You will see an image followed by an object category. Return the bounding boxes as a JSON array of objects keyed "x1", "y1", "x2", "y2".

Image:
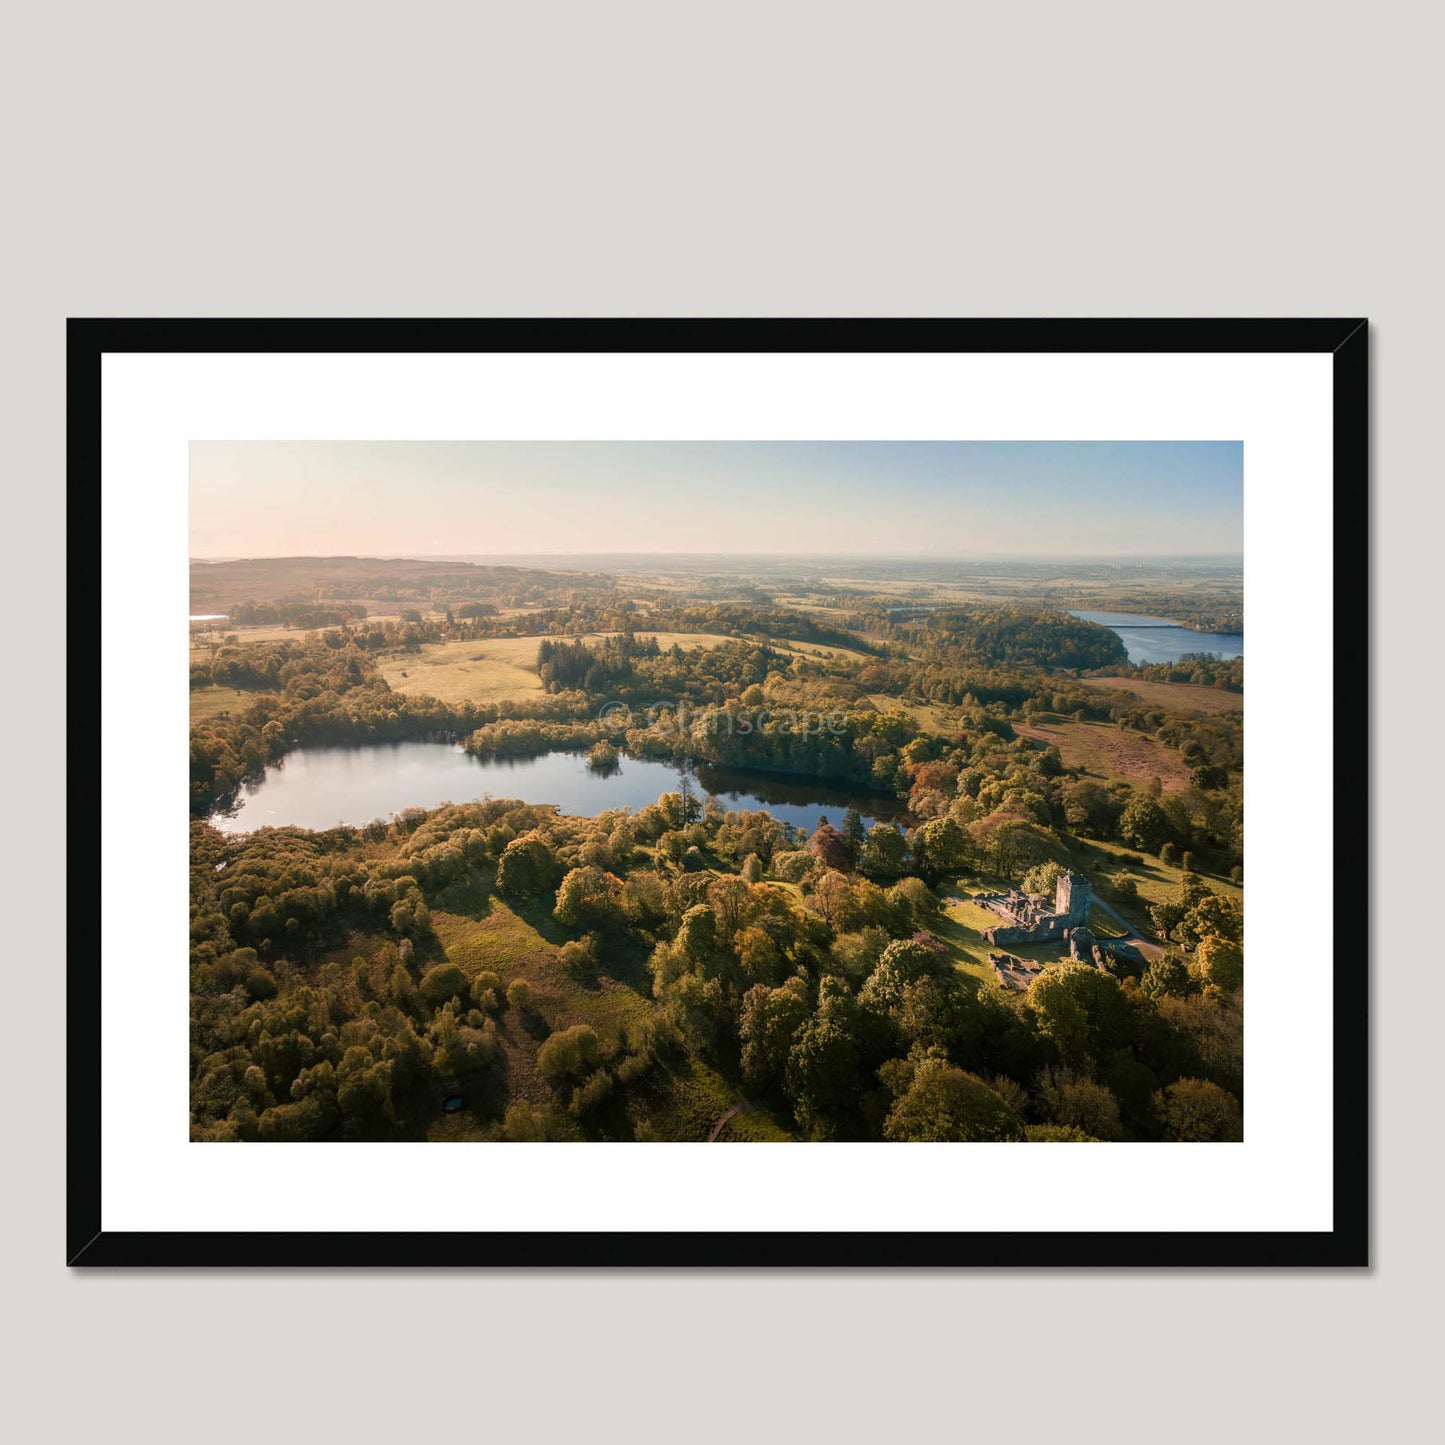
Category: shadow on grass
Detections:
[{"x1": 429, "y1": 871, "x2": 498, "y2": 922}]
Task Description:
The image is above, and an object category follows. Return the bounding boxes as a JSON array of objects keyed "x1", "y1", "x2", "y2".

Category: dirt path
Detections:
[
  {"x1": 708, "y1": 1102, "x2": 752, "y2": 1142},
  {"x1": 1093, "y1": 896, "x2": 1165, "y2": 962}
]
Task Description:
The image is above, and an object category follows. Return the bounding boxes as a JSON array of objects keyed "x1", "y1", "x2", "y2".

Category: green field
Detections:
[
  {"x1": 1083, "y1": 675, "x2": 1244, "y2": 716},
  {"x1": 1084, "y1": 838, "x2": 1242, "y2": 904},
  {"x1": 189, "y1": 685, "x2": 275, "y2": 720},
  {"x1": 933, "y1": 885, "x2": 1070, "y2": 983},
  {"x1": 378, "y1": 637, "x2": 548, "y2": 706},
  {"x1": 1015, "y1": 716, "x2": 1192, "y2": 791},
  {"x1": 716, "y1": 1107, "x2": 794, "y2": 1142},
  {"x1": 380, "y1": 630, "x2": 871, "y2": 707},
  {"x1": 865, "y1": 694, "x2": 959, "y2": 736}
]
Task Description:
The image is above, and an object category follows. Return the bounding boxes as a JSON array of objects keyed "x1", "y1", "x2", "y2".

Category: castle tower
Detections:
[{"x1": 1055, "y1": 872, "x2": 1091, "y2": 923}]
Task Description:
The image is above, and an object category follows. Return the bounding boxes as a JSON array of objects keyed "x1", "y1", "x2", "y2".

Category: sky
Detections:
[{"x1": 189, "y1": 440, "x2": 1242, "y2": 559}]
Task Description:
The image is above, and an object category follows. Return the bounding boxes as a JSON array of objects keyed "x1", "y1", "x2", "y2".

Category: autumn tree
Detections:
[
  {"x1": 1195, "y1": 935, "x2": 1244, "y2": 992},
  {"x1": 809, "y1": 820, "x2": 853, "y2": 873},
  {"x1": 1155, "y1": 1077, "x2": 1243, "y2": 1141},
  {"x1": 740, "y1": 978, "x2": 810, "y2": 1093},
  {"x1": 1038, "y1": 1069, "x2": 1125, "y2": 1141},
  {"x1": 419, "y1": 961, "x2": 467, "y2": 1009},
  {"x1": 883, "y1": 1060, "x2": 1025, "y2": 1142},
  {"x1": 496, "y1": 833, "x2": 559, "y2": 898},
  {"x1": 536, "y1": 1024, "x2": 602, "y2": 1082},
  {"x1": 553, "y1": 865, "x2": 624, "y2": 932}
]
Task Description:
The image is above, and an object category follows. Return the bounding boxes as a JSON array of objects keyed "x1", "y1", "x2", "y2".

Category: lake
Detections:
[
  {"x1": 209, "y1": 741, "x2": 908, "y2": 836},
  {"x1": 1071, "y1": 609, "x2": 1244, "y2": 666}
]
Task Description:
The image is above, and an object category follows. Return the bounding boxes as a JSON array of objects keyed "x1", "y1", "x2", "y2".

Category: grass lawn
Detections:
[
  {"x1": 621, "y1": 629, "x2": 870, "y2": 661},
  {"x1": 429, "y1": 877, "x2": 653, "y2": 1040},
  {"x1": 763, "y1": 879, "x2": 804, "y2": 900},
  {"x1": 865, "y1": 694, "x2": 959, "y2": 736},
  {"x1": 627, "y1": 1056, "x2": 737, "y2": 1141},
  {"x1": 716, "y1": 1107, "x2": 795, "y2": 1142},
  {"x1": 933, "y1": 884, "x2": 1068, "y2": 984},
  {"x1": 378, "y1": 637, "x2": 548, "y2": 706},
  {"x1": 1083, "y1": 675, "x2": 1243, "y2": 716},
  {"x1": 189, "y1": 684, "x2": 275, "y2": 720},
  {"x1": 189, "y1": 624, "x2": 317, "y2": 652},
  {"x1": 1014, "y1": 716, "x2": 1192, "y2": 791},
  {"x1": 1078, "y1": 838, "x2": 1242, "y2": 936},
  {"x1": 425, "y1": 876, "x2": 660, "y2": 1133},
  {"x1": 378, "y1": 630, "x2": 870, "y2": 708},
  {"x1": 1084, "y1": 838, "x2": 1242, "y2": 905},
  {"x1": 1088, "y1": 902, "x2": 1128, "y2": 939}
]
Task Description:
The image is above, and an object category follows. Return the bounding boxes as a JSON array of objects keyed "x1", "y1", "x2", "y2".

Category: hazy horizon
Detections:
[
  {"x1": 191, "y1": 548, "x2": 1244, "y2": 563},
  {"x1": 190, "y1": 440, "x2": 1243, "y2": 559}
]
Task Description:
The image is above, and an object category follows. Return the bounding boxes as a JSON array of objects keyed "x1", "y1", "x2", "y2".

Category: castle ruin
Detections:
[{"x1": 976, "y1": 871, "x2": 1093, "y2": 946}]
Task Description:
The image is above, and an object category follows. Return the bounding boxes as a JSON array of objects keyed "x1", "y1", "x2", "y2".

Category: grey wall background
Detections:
[{"x1": 5, "y1": 2, "x2": 1433, "y2": 1439}]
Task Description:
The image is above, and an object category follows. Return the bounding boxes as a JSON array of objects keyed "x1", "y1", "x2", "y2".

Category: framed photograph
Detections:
[{"x1": 69, "y1": 318, "x2": 1367, "y2": 1267}]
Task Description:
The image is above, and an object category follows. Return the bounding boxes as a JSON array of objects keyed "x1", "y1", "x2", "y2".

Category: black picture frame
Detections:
[{"x1": 68, "y1": 317, "x2": 1368, "y2": 1268}]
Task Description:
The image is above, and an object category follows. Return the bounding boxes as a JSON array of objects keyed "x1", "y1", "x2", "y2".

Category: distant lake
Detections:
[
  {"x1": 1071, "y1": 610, "x2": 1244, "y2": 666},
  {"x1": 209, "y1": 742, "x2": 907, "y2": 837}
]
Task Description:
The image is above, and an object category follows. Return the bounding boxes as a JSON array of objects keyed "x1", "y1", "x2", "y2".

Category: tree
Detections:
[
  {"x1": 1155, "y1": 1077, "x2": 1243, "y2": 1141},
  {"x1": 1062, "y1": 779, "x2": 1118, "y2": 836},
  {"x1": 429, "y1": 1005, "x2": 499, "y2": 1076},
  {"x1": 883, "y1": 1059, "x2": 1025, "y2": 1142},
  {"x1": 1020, "y1": 860, "x2": 1066, "y2": 897},
  {"x1": 740, "y1": 978, "x2": 810, "y2": 1092},
  {"x1": 1038, "y1": 1069, "x2": 1124, "y2": 1141},
  {"x1": 675, "y1": 902, "x2": 721, "y2": 971},
  {"x1": 785, "y1": 1007, "x2": 864, "y2": 1140},
  {"x1": 336, "y1": 1047, "x2": 396, "y2": 1135},
  {"x1": 771, "y1": 850, "x2": 812, "y2": 883},
  {"x1": 1140, "y1": 952, "x2": 1193, "y2": 1000},
  {"x1": 859, "y1": 936, "x2": 951, "y2": 1014},
  {"x1": 828, "y1": 926, "x2": 890, "y2": 985},
  {"x1": 807, "y1": 869, "x2": 853, "y2": 929},
  {"x1": 554, "y1": 866, "x2": 624, "y2": 932},
  {"x1": 536, "y1": 1024, "x2": 602, "y2": 1082},
  {"x1": 503, "y1": 1100, "x2": 552, "y2": 1141},
  {"x1": 1185, "y1": 892, "x2": 1244, "y2": 945},
  {"x1": 707, "y1": 874, "x2": 753, "y2": 940},
  {"x1": 737, "y1": 925, "x2": 785, "y2": 984},
  {"x1": 496, "y1": 833, "x2": 559, "y2": 898},
  {"x1": 558, "y1": 937, "x2": 596, "y2": 976},
  {"x1": 841, "y1": 806, "x2": 867, "y2": 863},
  {"x1": 888, "y1": 876, "x2": 940, "y2": 929},
  {"x1": 419, "y1": 961, "x2": 467, "y2": 1008},
  {"x1": 678, "y1": 772, "x2": 700, "y2": 824},
  {"x1": 586, "y1": 739, "x2": 619, "y2": 771},
  {"x1": 1195, "y1": 935, "x2": 1244, "y2": 992},
  {"x1": 858, "y1": 823, "x2": 908, "y2": 880},
  {"x1": 809, "y1": 821, "x2": 853, "y2": 873},
  {"x1": 1026, "y1": 962, "x2": 1131, "y2": 1069},
  {"x1": 896, "y1": 976, "x2": 987, "y2": 1062},
  {"x1": 1150, "y1": 898, "x2": 1186, "y2": 942},
  {"x1": 1119, "y1": 795, "x2": 1170, "y2": 854},
  {"x1": 1025, "y1": 1124, "x2": 1097, "y2": 1141},
  {"x1": 910, "y1": 816, "x2": 967, "y2": 881},
  {"x1": 505, "y1": 978, "x2": 533, "y2": 1011}
]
